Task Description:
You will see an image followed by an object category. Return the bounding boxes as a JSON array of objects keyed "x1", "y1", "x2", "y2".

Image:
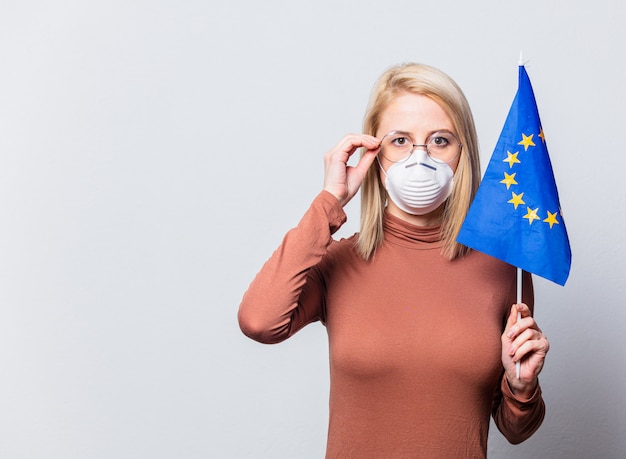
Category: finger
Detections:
[
  {"x1": 351, "y1": 145, "x2": 381, "y2": 175},
  {"x1": 326, "y1": 137, "x2": 379, "y2": 172},
  {"x1": 336, "y1": 134, "x2": 380, "y2": 155},
  {"x1": 515, "y1": 302, "x2": 532, "y2": 318},
  {"x1": 504, "y1": 303, "x2": 533, "y2": 336},
  {"x1": 505, "y1": 306, "x2": 515, "y2": 326},
  {"x1": 506, "y1": 302, "x2": 528, "y2": 324},
  {"x1": 506, "y1": 316, "x2": 541, "y2": 342},
  {"x1": 512, "y1": 335, "x2": 549, "y2": 364},
  {"x1": 509, "y1": 327, "x2": 538, "y2": 356},
  {"x1": 504, "y1": 304, "x2": 520, "y2": 334},
  {"x1": 510, "y1": 328, "x2": 548, "y2": 359}
]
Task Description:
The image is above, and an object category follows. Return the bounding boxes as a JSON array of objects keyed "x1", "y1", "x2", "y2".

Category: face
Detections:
[
  {"x1": 376, "y1": 92, "x2": 460, "y2": 222},
  {"x1": 377, "y1": 92, "x2": 460, "y2": 171}
]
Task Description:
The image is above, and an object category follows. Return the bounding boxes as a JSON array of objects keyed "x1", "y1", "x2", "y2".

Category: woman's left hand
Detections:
[{"x1": 501, "y1": 303, "x2": 550, "y2": 398}]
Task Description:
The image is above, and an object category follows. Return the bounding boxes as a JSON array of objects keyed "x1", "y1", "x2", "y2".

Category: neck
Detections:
[{"x1": 386, "y1": 200, "x2": 445, "y2": 227}]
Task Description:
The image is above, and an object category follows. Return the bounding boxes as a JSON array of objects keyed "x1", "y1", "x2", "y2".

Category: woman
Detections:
[{"x1": 238, "y1": 63, "x2": 549, "y2": 458}]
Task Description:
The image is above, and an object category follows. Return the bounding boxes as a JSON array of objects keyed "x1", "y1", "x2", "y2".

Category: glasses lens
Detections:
[
  {"x1": 380, "y1": 132, "x2": 413, "y2": 163},
  {"x1": 426, "y1": 132, "x2": 461, "y2": 163}
]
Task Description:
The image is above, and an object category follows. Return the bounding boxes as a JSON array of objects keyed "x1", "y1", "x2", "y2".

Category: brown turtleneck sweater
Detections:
[{"x1": 239, "y1": 191, "x2": 545, "y2": 458}]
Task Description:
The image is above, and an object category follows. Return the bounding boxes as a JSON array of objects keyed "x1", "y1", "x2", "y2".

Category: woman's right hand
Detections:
[{"x1": 323, "y1": 134, "x2": 381, "y2": 207}]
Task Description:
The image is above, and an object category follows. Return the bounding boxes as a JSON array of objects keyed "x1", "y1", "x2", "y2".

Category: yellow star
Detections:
[
  {"x1": 543, "y1": 211, "x2": 560, "y2": 229},
  {"x1": 518, "y1": 133, "x2": 536, "y2": 151},
  {"x1": 503, "y1": 151, "x2": 521, "y2": 168},
  {"x1": 500, "y1": 172, "x2": 518, "y2": 189},
  {"x1": 538, "y1": 127, "x2": 546, "y2": 143},
  {"x1": 508, "y1": 192, "x2": 525, "y2": 209},
  {"x1": 523, "y1": 207, "x2": 540, "y2": 224}
]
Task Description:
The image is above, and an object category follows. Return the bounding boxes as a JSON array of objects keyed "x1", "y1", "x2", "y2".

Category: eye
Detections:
[
  {"x1": 429, "y1": 133, "x2": 453, "y2": 148},
  {"x1": 391, "y1": 136, "x2": 411, "y2": 147}
]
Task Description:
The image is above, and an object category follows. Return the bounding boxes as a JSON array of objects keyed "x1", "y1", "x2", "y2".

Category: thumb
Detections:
[{"x1": 352, "y1": 144, "x2": 381, "y2": 177}]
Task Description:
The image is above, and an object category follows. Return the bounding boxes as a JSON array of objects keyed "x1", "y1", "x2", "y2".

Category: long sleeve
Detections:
[
  {"x1": 492, "y1": 374, "x2": 546, "y2": 444},
  {"x1": 238, "y1": 191, "x2": 346, "y2": 344}
]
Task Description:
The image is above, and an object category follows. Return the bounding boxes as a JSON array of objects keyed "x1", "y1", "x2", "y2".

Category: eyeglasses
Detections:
[{"x1": 378, "y1": 130, "x2": 462, "y2": 164}]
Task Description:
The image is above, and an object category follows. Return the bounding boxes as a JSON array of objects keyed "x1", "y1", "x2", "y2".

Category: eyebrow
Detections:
[{"x1": 388, "y1": 129, "x2": 457, "y2": 139}]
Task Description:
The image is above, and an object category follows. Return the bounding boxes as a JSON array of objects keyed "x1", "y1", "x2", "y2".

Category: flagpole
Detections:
[
  {"x1": 516, "y1": 267, "x2": 522, "y2": 378},
  {"x1": 515, "y1": 50, "x2": 524, "y2": 380}
]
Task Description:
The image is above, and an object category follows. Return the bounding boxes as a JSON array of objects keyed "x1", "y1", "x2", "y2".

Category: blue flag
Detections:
[{"x1": 457, "y1": 65, "x2": 571, "y2": 286}]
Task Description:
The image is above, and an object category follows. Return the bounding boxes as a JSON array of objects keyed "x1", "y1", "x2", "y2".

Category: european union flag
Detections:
[{"x1": 457, "y1": 65, "x2": 571, "y2": 286}]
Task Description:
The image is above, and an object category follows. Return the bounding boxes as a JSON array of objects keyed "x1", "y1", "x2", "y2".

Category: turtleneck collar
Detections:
[{"x1": 383, "y1": 209, "x2": 444, "y2": 249}]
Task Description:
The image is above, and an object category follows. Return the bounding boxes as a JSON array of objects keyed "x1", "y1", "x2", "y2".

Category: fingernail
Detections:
[{"x1": 507, "y1": 330, "x2": 515, "y2": 339}]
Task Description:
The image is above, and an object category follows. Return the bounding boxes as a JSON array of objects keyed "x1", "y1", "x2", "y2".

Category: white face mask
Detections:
[{"x1": 379, "y1": 148, "x2": 454, "y2": 216}]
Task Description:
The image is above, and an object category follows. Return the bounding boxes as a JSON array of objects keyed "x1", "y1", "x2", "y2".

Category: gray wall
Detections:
[{"x1": 1, "y1": 1, "x2": 624, "y2": 458}]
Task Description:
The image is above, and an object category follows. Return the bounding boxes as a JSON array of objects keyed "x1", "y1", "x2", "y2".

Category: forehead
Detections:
[{"x1": 378, "y1": 92, "x2": 454, "y2": 134}]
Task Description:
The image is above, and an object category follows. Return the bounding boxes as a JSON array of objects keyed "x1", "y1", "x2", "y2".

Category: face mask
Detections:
[{"x1": 379, "y1": 148, "x2": 454, "y2": 216}]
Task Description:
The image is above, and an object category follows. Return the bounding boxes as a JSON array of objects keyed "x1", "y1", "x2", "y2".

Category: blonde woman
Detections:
[{"x1": 239, "y1": 63, "x2": 549, "y2": 458}]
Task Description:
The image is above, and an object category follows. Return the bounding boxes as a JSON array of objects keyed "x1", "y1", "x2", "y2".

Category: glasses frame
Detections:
[{"x1": 378, "y1": 130, "x2": 462, "y2": 165}]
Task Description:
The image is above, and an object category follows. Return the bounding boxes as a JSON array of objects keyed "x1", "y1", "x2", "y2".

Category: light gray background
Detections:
[{"x1": 1, "y1": 1, "x2": 624, "y2": 458}]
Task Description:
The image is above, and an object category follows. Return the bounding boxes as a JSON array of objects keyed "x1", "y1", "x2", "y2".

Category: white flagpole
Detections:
[
  {"x1": 515, "y1": 50, "x2": 524, "y2": 380},
  {"x1": 516, "y1": 267, "x2": 522, "y2": 379}
]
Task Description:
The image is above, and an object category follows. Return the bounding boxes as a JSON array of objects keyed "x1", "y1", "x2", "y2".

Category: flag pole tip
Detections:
[{"x1": 518, "y1": 50, "x2": 530, "y2": 67}]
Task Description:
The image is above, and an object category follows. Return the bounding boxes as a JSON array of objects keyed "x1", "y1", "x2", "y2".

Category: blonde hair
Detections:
[{"x1": 358, "y1": 63, "x2": 481, "y2": 260}]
